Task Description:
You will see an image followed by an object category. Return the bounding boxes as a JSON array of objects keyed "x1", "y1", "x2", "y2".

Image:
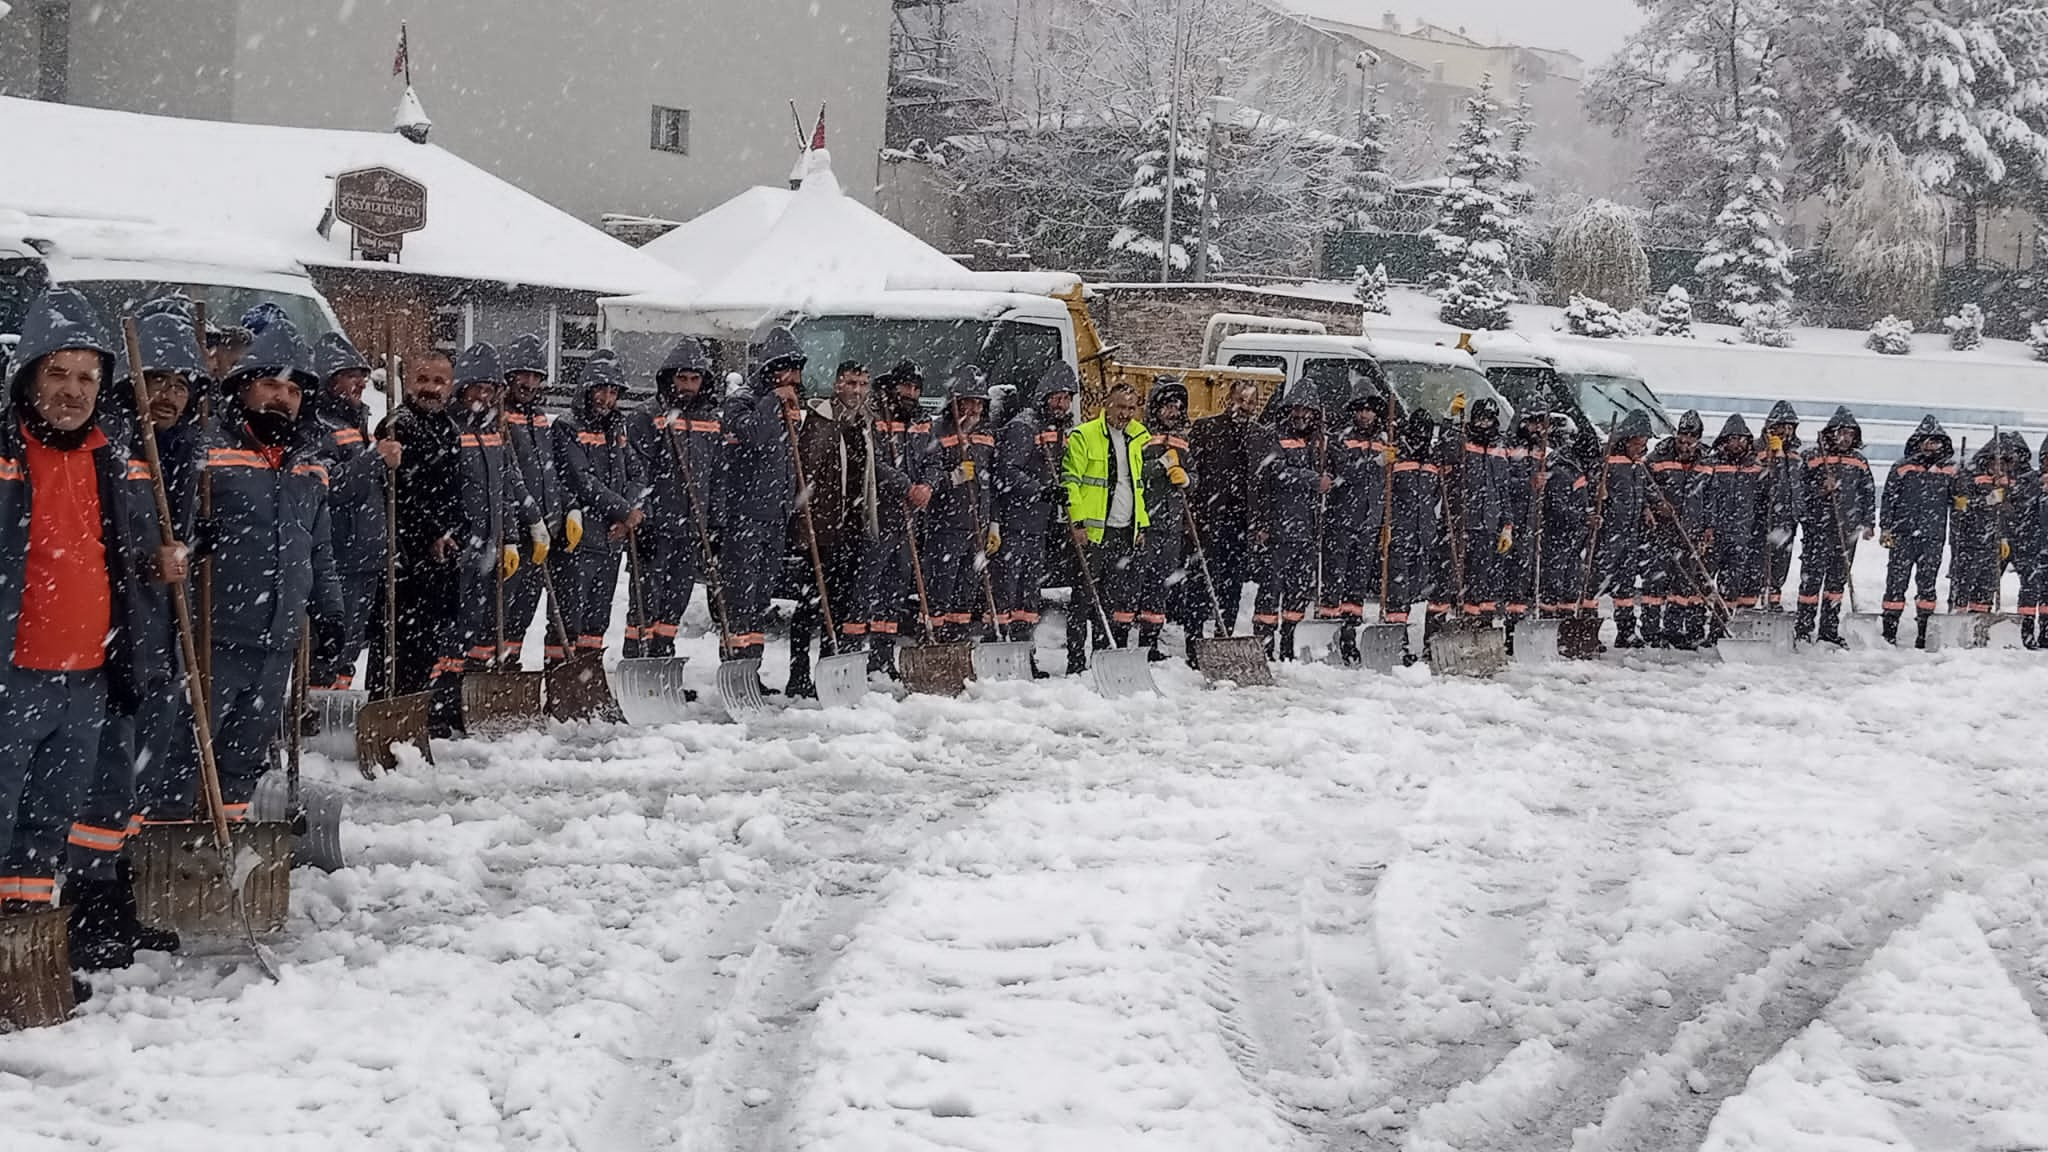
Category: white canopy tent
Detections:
[{"x1": 605, "y1": 149, "x2": 1076, "y2": 338}]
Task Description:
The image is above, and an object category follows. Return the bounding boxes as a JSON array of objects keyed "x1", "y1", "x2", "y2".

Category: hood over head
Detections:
[
  {"x1": 1676, "y1": 409, "x2": 1704, "y2": 438},
  {"x1": 1034, "y1": 362, "x2": 1080, "y2": 405},
  {"x1": 657, "y1": 338, "x2": 715, "y2": 408},
  {"x1": 1821, "y1": 405, "x2": 1862, "y2": 449},
  {"x1": 576, "y1": 354, "x2": 630, "y2": 424},
  {"x1": 453, "y1": 342, "x2": 504, "y2": 391},
  {"x1": 223, "y1": 315, "x2": 319, "y2": 396},
  {"x1": 8, "y1": 286, "x2": 116, "y2": 414},
  {"x1": 747, "y1": 324, "x2": 807, "y2": 390},
  {"x1": 1614, "y1": 408, "x2": 1654, "y2": 442},
  {"x1": 1714, "y1": 412, "x2": 1753, "y2": 448},
  {"x1": 1278, "y1": 374, "x2": 1320, "y2": 413},
  {"x1": 116, "y1": 296, "x2": 210, "y2": 389},
  {"x1": 1903, "y1": 414, "x2": 1952, "y2": 463},
  {"x1": 500, "y1": 333, "x2": 549, "y2": 379},
  {"x1": 877, "y1": 359, "x2": 924, "y2": 390},
  {"x1": 1766, "y1": 400, "x2": 1799, "y2": 428},
  {"x1": 312, "y1": 331, "x2": 371, "y2": 386},
  {"x1": 945, "y1": 365, "x2": 990, "y2": 402}
]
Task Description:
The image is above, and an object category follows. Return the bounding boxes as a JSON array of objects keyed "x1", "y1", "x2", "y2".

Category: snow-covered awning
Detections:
[
  {"x1": 608, "y1": 148, "x2": 1077, "y2": 336},
  {"x1": 0, "y1": 96, "x2": 688, "y2": 297}
]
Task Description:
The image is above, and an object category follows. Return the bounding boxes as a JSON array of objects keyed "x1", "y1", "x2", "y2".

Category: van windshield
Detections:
[
  {"x1": 1569, "y1": 373, "x2": 1675, "y2": 437},
  {"x1": 1379, "y1": 360, "x2": 1512, "y2": 425}
]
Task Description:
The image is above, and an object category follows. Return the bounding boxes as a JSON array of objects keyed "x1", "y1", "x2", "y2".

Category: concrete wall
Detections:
[
  {"x1": 0, "y1": 5, "x2": 41, "y2": 99},
  {"x1": 38, "y1": 0, "x2": 891, "y2": 226}
]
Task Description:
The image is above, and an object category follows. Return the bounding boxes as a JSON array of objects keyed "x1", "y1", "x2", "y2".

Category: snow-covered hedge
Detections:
[
  {"x1": 1865, "y1": 314, "x2": 1915, "y2": 356},
  {"x1": 1564, "y1": 294, "x2": 1629, "y2": 339},
  {"x1": 1945, "y1": 303, "x2": 1986, "y2": 352}
]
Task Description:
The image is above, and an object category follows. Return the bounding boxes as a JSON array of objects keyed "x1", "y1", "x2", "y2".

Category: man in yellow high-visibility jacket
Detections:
[{"x1": 1062, "y1": 384, "x2": 1148, "y2": 674}]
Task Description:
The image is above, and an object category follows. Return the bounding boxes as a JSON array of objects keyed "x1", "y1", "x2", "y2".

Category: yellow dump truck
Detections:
[{"x1": 1059, "y1": 286, "x2": 1286, "y2": 419}]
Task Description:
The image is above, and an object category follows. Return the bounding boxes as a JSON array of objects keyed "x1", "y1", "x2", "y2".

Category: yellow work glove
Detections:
[
  {"x1": 528, "y1": 523, "x2": 550, "y2": 566},
  {"x1": 1991, "y1": 487, "x2": 2007, "y2": 506},
  {"x1": 1451, "y1": 392, "x2": 1468, "y2": 417},
  {"x1": 1384, "y1": 445, "x2": 1399, "y2": 464},
  {"x1": 1496, "y1": 524, "x2": 1514, "y2": 554},
  {"x1": 1165, "y1": 449, "x2": 1181, "y2": 468},
  {"x1": 1880, "y1": 530, "x2": 1896, "y2": 549},
  {"x1": 986, "y1": 524, "x2": 1002, "y2": 555},
  {"x1": 1766, "y1": 434, "x2": 1784, "y2": 452},
  {"x1": 500, "y1": 544, "x2": 521, "y2": 580},
  {"x1": 564, "y1": 509, "x2": 584, "y2": 552},
  {"x1": 1167, "y1": 465, "x2": 1189, "y2": 487},
  {"x1": 951, "y1": 460, "x2": 976, "y2": 484},
  {"x1": 1955, "y1": 494, "x2": 1970, "y2": 512},
  {"x1": 2001, "y1": 540, "x2": 2012, "y2": 562}
]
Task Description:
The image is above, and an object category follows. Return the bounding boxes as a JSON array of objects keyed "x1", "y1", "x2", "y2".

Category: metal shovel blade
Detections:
[
  {"x1": 714, "y1": 657, "x2": 774, "y2": 719},
  {"x1": 306, "y1": 688, "x2": 366, "y2": 762},
  {"x1": 900, "y1": 643, "x2": 975, "y2": 697},
  {"x1": 546, "y1": 653, "x2": 624, "y2": 724},
  {"x1": 1354, "y1": 622, "x2": 1408, "y2": 673},
  {"x1": 1558, "y1": 617, "x2": 1605, "y2": 661},
  {"x1": 1196, "y1": 635, "x2": 1274, "y2": 686},
  {"x1": 1923, "y1": 613, "x2": 1986, "y2": 652},
  {"x1": 461, "y1": 669, "x2": 546, "y2": 733},
  {"x1": 1090, "y1": 646, "x2": 1159, "y2": 698},
  {"x1": 1719, "y1": 611, "x2": 1795, "y2": 660},
  {"x1": 1984, "y1": 613, "x2": 2026, "y2": 650},
  {"x1": 354, "y1": 691, "x2": 433, "y2": 778},
  {"x1": 1512, "y1": 618, "x2": 1562, "y2": 665},
  {"x1": 1841, "y1": 612, "x2": 1889, "y2": 651},
  {"x1": 251, "y1": 771, "x2": 347, "y2": 873},
  {"x1": 1290, "y1": 619, "x2": 1344, "y2": 664},
  {"x1": 970, "y1": 640, "x2": 1037, "y2": 682},
  {"x1": 1427, "y1": 620, "x2": 1510, "y2": 678},
  {"x1": 814, "y1": 651, "x2": 871, "y2": 707},
  {"x1": 613, "y1": 656, "x2": 696, "y2": 725}
]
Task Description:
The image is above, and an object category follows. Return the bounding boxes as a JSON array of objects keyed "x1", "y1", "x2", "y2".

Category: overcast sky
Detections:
[{"x1": 1379, "y1": 0, "x2": 1643, "y2": 63}]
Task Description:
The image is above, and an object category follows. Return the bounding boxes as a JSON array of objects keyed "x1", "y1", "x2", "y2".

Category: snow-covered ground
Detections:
[{"x1": 7, "y1": 592, "x2": 2048, "y2": 1152}]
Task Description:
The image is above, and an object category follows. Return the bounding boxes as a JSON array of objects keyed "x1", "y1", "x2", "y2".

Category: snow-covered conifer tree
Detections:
[
  {"x1": 1425, "y1": 75, "x2": 1523, "y2": 330},
  {"x1": 1353, "y1": 262, "x2": 1390, "y2": 314},
  {"x1": 1696, "y1": 70, "x2": 1794, "y2": 337},
  {"x1": 1946, "y1": 303, "x2": 1986, "y2": 350},
  {"x1": 1328, "y1": 86, "x2": 1394, "y2": 234},
  {"x1": 1653, "y1": 285, "x2": 1695, "y2": 337},
  {"x1": 1108, "y1": 103, "x2": 1215, "y2": 276}
]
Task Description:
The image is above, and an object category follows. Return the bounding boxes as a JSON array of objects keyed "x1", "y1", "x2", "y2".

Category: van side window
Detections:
[
  {"x1": 1228, "y1": 354, "x2": 1287, "y2": 374},
  {"x1": 1302, "y1": 358, "x2": 1353, "y2": 412}
]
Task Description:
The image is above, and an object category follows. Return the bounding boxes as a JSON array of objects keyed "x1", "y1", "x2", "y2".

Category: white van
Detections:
[
  {"x1": 1212, "y1": 330, "x2": 1512, "y2": 424},
  {"x1": 1, "y1": 208, "x2": 341, "y2": 356},
  {"x1": 1471, "y1": 338, "x2": 1675, "y2": 440}
]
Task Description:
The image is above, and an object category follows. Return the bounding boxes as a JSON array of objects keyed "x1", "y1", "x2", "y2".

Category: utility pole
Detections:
[
  {"x1": 1160, "y1": 0, "x2": 1187, "y2": 283},
  {"x1": 1195, "y1": 90, "x2": 1233, "y2": 282}
]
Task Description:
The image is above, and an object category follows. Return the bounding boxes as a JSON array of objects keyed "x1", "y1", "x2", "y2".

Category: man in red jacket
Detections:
[{"x1": 1, "y1": 288, "x2": 185, "y2": 1007}]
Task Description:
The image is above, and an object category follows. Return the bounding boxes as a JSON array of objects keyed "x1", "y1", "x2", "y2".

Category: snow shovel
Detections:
[
  {"x1": 1354, "y1": 412, "x2": 1410, "y2": 673},
  {"x1": 1184, "y1": 504, "x2": 1273, "y2": 686},
  {"x1": 120, "y1": 317, "x2": 280, "y2": 977},
  {"x1": 1428, "y1": 398, "x2": 1508, "y2": 677},
  {"x1": 966, "y1": 473, "x2": 1034, "y2": 681},
  {"x1": 1717, "y1": 610, "x2": 1796, "y2": 663},
  {"x1": 538, "y1": 560, "x2": 621, "y2": 724},
  {"x1": 461, "y1": 548, "x2": 546, "y2": 732},
  {"x1": 1071, "y1": 524, "x2": 1159, "y2": 698},
  {"x1": 1292, "y1": 429, "x2": 1343, "y2": 661},
  {"x1": 612, "y1": 527, "x2": 711, "y2": 725},
  {"x1": 257, "y1": 628, "x2": 346, "y2": 873},
  {"x1": 1923, "y1": 612, "x2": 1986, "y2": 651},
  {"x1": 1820, "y1": 472, "x2": 1886, "y2": 650},
  {"x1": 304, "y1": 686, "x2": 366, "y2": 762},
  {"x1": 353, "y1": 324, "x2": 434, "y2": 776},
  {"x1": 899, "y1": 507, "x2": 975, "y2": 696},
  {"x1": 1511, "y1": 423, "x2": 1560, "y2": 665},
  {"x1": 784, "y1": 407, "x2": 870, "y2": 707}
]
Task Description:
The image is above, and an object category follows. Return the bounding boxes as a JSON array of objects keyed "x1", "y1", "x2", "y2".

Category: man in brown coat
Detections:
[{"x1": 786, "y1": 361, "x2": 886, "y2": 696}]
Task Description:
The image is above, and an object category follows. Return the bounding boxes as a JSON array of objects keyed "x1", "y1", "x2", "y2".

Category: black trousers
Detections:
[{"x1": 1067, "y1": 525, "x2": 1139, "y2": 665}]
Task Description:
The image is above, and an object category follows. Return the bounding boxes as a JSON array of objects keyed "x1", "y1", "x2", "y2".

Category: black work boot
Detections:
[
  {"x1": 1277, "y1": 622, "x2": 1297, "y2": 662},
  {"x1": 1612, "y1": 608, "x2": 1642, "y2": 649},
  {"x1": 1339, "y1": 621, "x2": 1362, "y2": 666},
  {"x1": 1137, "y1": 624, "x2": 1166, "y2": 662},
  {"x1": 1881, "y1": 609, "x2": 1902, "y2": 646},
  {"x1": 867, "y1": 637, "x2": 896, "y2": 678},
  {"x1": 1185, "y1": 632, "x2": 1203, "y2": 669},
  {"x1": 1254, "y1": 621, "x2": 1278, "y2": 661},
  {"x1": 1915, "y1": 612, "x2": 1932, "y2": 651},
  {"x1": 1817, "y1": 600, "x2": 1846, "y2": 647},
  {"x1": 1794, "y1": 602, "x2": 1818, "y2": 643},
  {"x1": 67, "y1": 875, "x2": 134, "y2": 972},
  {"x1": 785, "y1": 651, "x2": 816, "y2": 699}
]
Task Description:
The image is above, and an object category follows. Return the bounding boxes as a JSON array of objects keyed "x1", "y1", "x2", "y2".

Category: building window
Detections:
[
  {"x1": 431, "y1": 303, "x2": 467, "y2": 353},
  {"x1": 650, "y1": 106, "x2": 690, "y2": 155},
  {"x1": 555, "y1": 311, "x2": 601, "y2": 399}
]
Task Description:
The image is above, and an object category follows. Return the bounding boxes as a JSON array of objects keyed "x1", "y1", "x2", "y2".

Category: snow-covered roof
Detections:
[
  {"x1": 1369, "y1": 338, "x2": 1485, "y2": 370},
  {"x1": 610, "y1": 148, "x2": 1078, "y2": 335},
  {"x1": 0, "y1": 96, "x2": 688, "y2": 297}
]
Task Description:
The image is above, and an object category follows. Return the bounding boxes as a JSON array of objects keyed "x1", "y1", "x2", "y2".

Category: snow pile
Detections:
[{"x1": 1565, "y1": 294, "x2": 1630, "y2": 339}]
